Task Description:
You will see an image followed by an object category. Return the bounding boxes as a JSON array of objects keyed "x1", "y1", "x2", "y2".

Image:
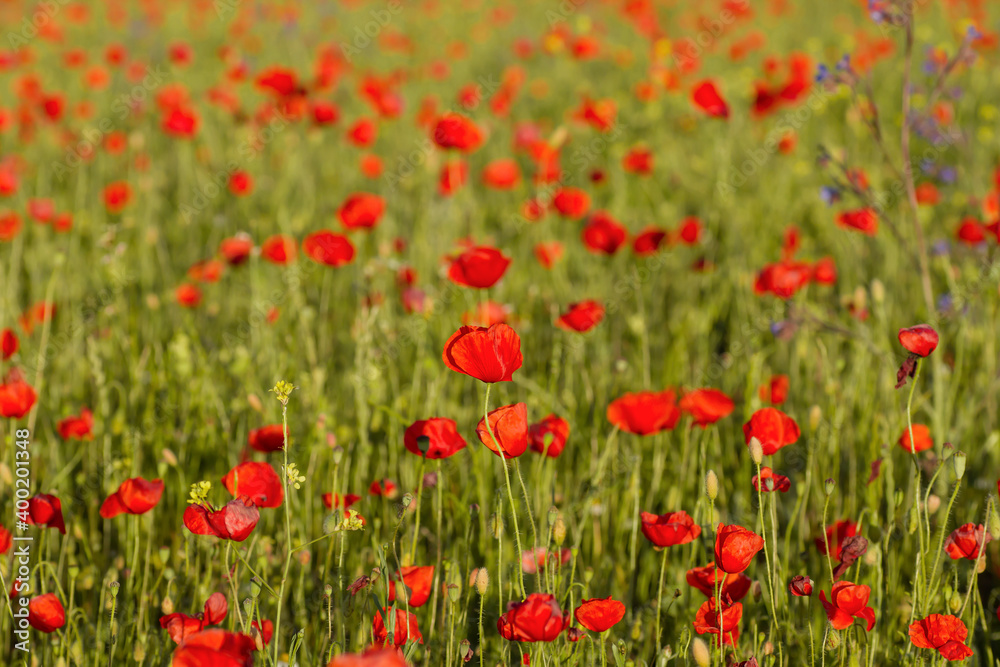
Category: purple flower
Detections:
[{"x1": 820, "y1": 186, "x2": 841, "y2": 207}]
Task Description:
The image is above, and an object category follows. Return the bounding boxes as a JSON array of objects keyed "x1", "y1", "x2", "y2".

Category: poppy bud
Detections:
[
  {"x1": 748, "y1": 437, "x2": 763, "y2": 465},
  {"x1": 251, "y1": 578, "x2": 262, "y2": 599},
  {"x1": 243, "y1": 598, "x2": 253, "y2": 617},
  {"x1": 871, "y1": 279, "x2": 884, "y2": 304},
  {"x1": 949, "y1": 591, "x2": 962, "y2": 613},
  {"x1": 490, "y1": 513, "x2": 503, "y2": 539},
  {"x1": 926, "y1": 495, "x2": 941, "y2": 514},
  {"x1": 941, "y1": 442, "x2": 954, "y2": 460},
  {"x1": 824, "y1": 478, "x2": 836, "y2": 496},
  {"x1": 161, "y1": 597, "x2": 174, "y2": 614},
  {"x1": 133, "y1": 639, "x2": 146, "y2": 663},
  {"x1": 332, "y1": 446, "x2": 344, "y2": 465},
  {"x1": 894, "y1": 490, "x2": 904, "y2": 508},
  {"x1": 447, "y1": 583, "x2": 461, "y2": 603},
  {"x1": 809, "y1": 405, "x2": 822, "y2": 432},
  {"x1": 706, "y1": 470, "x2": 719, "y2": 500},
  {"x1": 763, "y1": 641, "x2": 774, "y2": 656},
  {"x1": 548, "y1": 506, "x2": 560, "y2": 526},
  {"x1": 553, "y1": 516, "x2": 567, "y2": 545},
  {"x1": 752, "y1": 580, "x2": 762, "y2": 602},
  {"x1": 825, "y1": 628, "x2": 841, "y2": 650},
  {"x1": 953, "y1": 451, "x2": 966, "y2": 480},
  {"x1": 475, "y1": 568, "x2": 489, "y2": 595},
  {"x1": 692, "y1": 638, "x2": 711, "y2": 666},
  {"x1": 402, "y1": 493, "x2": 413, "y2": 509},
  {"x1": 988, "y1": 505, "x2": 1000, "y2": 541},
  {"x1": 908, "y1": 506, "x2": 919, "y2": 534},
  {"x1": 583, "y1": 567, "x2": 594, "y2": 583},
  {"x1": 110, "y1": 581, "x2": 120, "y2": 598}
]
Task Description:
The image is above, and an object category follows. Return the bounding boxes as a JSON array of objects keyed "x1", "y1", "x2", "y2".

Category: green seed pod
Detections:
[
  {"x1": 547, "y1": 506, "x2": 560, "y2": 527},
  {"x1": 824, "y1": 478, "x2": 836, "y2": 496},
  {"x1": 949, "y1": 591, "x2": 962, "y2": 614},
  {"x1": 907, "y1": 506, "x2": 919, "y2": 534},
  {"x1": 251, "y1": 578, "x2": 262, "y2": 599},
  {"x1": 490, "y1": 513, "x2": 503, "y2": 539}
]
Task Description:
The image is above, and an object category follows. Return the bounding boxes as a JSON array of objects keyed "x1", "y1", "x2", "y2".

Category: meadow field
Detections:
[{"x1": 1, "y1": 0, "x2": 1000, "y2": 665}]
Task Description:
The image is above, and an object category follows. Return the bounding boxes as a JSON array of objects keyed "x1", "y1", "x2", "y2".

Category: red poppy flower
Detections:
[
  {"x1": 811, "y1": 257, "x2": 838, "y2": 285},
  {"x1": 387, "y1": 565, "x2": 435, "y2": 607},
  {"x1": 909, "y1": 614, "x2": 974, "y2": 661},
  {"x1": 686, "y1": 563, "x2": 752, "y2": 601},
  {"x1": 898, "y1": 324, "x2": 939, "y2": 357},
  {"x1": 404, "y1": 418, "x2": 468, "y2": 459},
  {"x1": 442, "y1": 323, "x2": 523, "y2": 383},
  {"x1": 338, "y1": 193, "x2": 385, "y2": 231},
  {"x1": 188, "y1": 260, "x2": 224, "y2": 283},
  {"x1": 640, "y1": 511, "x2": 702, "y2": 547},
  {"x1": 815, "y1": 520, "x2": 858, "y2": 561},
  {"x1": 754, "y1": 260, "x2": 812, "y2": 299},
  {"x1": 482, "y1": 159, "x2": 521, "y2": 189},
  {"x1": 18, "y1": 302, "x2": 56, "y2": 335},
  {"x1": 28, "y1": 593, "x2": 65, "y2": 633},
  {"x1": 175, "y1": 284, "x2": 202, "y2": 308},
  {"x1": 322, "y1": 492, "x2": 361, "y2": 511},
  {"x1": 0, "y1": 525, "x2": 10, "y2": 555},
  {"x1": 252, "y1": 619, "x2": 273, "y2": 647},
  {"x1": 944, "y1": 523, "x2": 991, "y2": 560},
  {"x1": 742, "y1": 408, "x2": 800, "y2": 455},
  {"x1": 955, "y1": 218, "x2": 985, "y2": 245},
  {"x1": 692, "y1": 80, "x2": 729, "y2": 118},
  {"x1": 303, "y1": 230, "x2": 356, "y2": 267},
  {"x1": 221, "y1": 462, "x2": 283, "y2": 508},
  {"x1": 575, "y1": 597, "x2": 625, "y2": 633},
  {"x1": 260, "y1": 235, "x2": 297, "y2": 264},
  {"x1": 898, "y1": 424, "x2": 933, "y2": 453},
  {"x1": 582, "y1": 211, "x2": 627, "y2": 255},
  {"x1": 100, "y1": 477, "x2": 164, "y2": 518},
  {"x1": 534, "y1": 241, "x2": 564, "y2": 269},
  {"x1": 623, "y1": 147, "x2": 653, "y2": 175},
  {"x1": 228, "y1": 171, "x2": 253, "y2": 196},
  {"x1": 556, "y1": 301, "x2": 605, "y2": 333},
  {"x1": 498, "y1": 593, "x2": 569, "y2": 642},
  {"x1": 432, "y1": 113, "x2": 483, "y2": 152},
  {"x1": 693, "y1": 597, "x2": 742, "y2": 646},
  {"x1": 528, "y1": 414, "x2": 570, "y2": 458},
  {"x1": 184, "y1": 496, "x2": 260, "y2": 542},
  {"x1": 0, "y1": 212, "x2": 22, "y2": 241},
  {"x1": 347, "y1": 118, "x2": 377, "y2": 147},
  {"x1": 552, "y1": 187, "x2": 591, "y2": 219},
  {"x1": 27, "y1": 198, "x2": 54, "y2": 223},
  {"x1": 313, "y1": 100, "x2": 341, "y2": 126},
  {"x1": 255, "y1": 67, "x2": 299, "y2": 97},
  {"x1": 679, "y1": 389, "x2": 734, "y2": 427},
  {"x1": 836, "y1": 208, "x2": 878, "y2": 235},
  {"x1": 521, "y1": 547, "x2": 571, "y2": 574},
  {"x1": 26, "y1": 494, "x2": 65, "y2": 534},
  {"x1": 369, "y1": 479, "x2": 397, "y2": 497},
  {"x1": 103, "y1": 181, "x2": 131, "y2": 213},
  {"x1": 752, "y1": 467, "x2": 791, "y2": 493},
  {"x1": 55, "y1": 408, "x2": 92, "y2": 440},
  {"x1": 607, "y1": 390, "x2": 681, "y2": 436},
  {"x1": 448, "y1": 246, "x2": 511, "y2": 288},
  {"x1": 170, "y1": 629, "x2": 255, "y2": 666},
  {"x1": 219, "y1": 236, "x2": 254, "y2": 265},
  {"x1": 373, "y1": 607, "x2": 422, "y2": 648},
  {"x1": 161, "y1": 592, "x2": 228, "y2": 643},
  {"x1": 248, "y1": 424, "x2": 285, "y2": 452},
  {"x1": 162, "y1": 107, "x2": 199, "y2": 138},
  {"x1": 759, "y1": 375, "x2": 789, "y2": 405},
  {"x1": 477, "y1": 402, "x2": 528, "y2": 458},
  {"x1": 0, "y1": 372, "x2": 36, "y2": 419},
  {"x1": 1, "y1": 328, "x2": 17, "y2": 360},
  {"x1": 632, "y1": 227, "x2": 668, "y2": 255},
  {"x1": 327, "y1": 648, "x2": 408, "y2": 666},
  {"x1": 439, "y1": 160, "x2": 468, "y2": 196},
  {"x1": 360, "y1": 154, "x2": 383, "y2": 178},
  {"x1": 788, "y1": 575, "x2": 813, "y2": 597},
  {"x1": 819, "y1": 581, "x2": 876, "y2": 631},
  {"x1": 715, "y1": 524, "x2": 764, "y2": 573}
]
